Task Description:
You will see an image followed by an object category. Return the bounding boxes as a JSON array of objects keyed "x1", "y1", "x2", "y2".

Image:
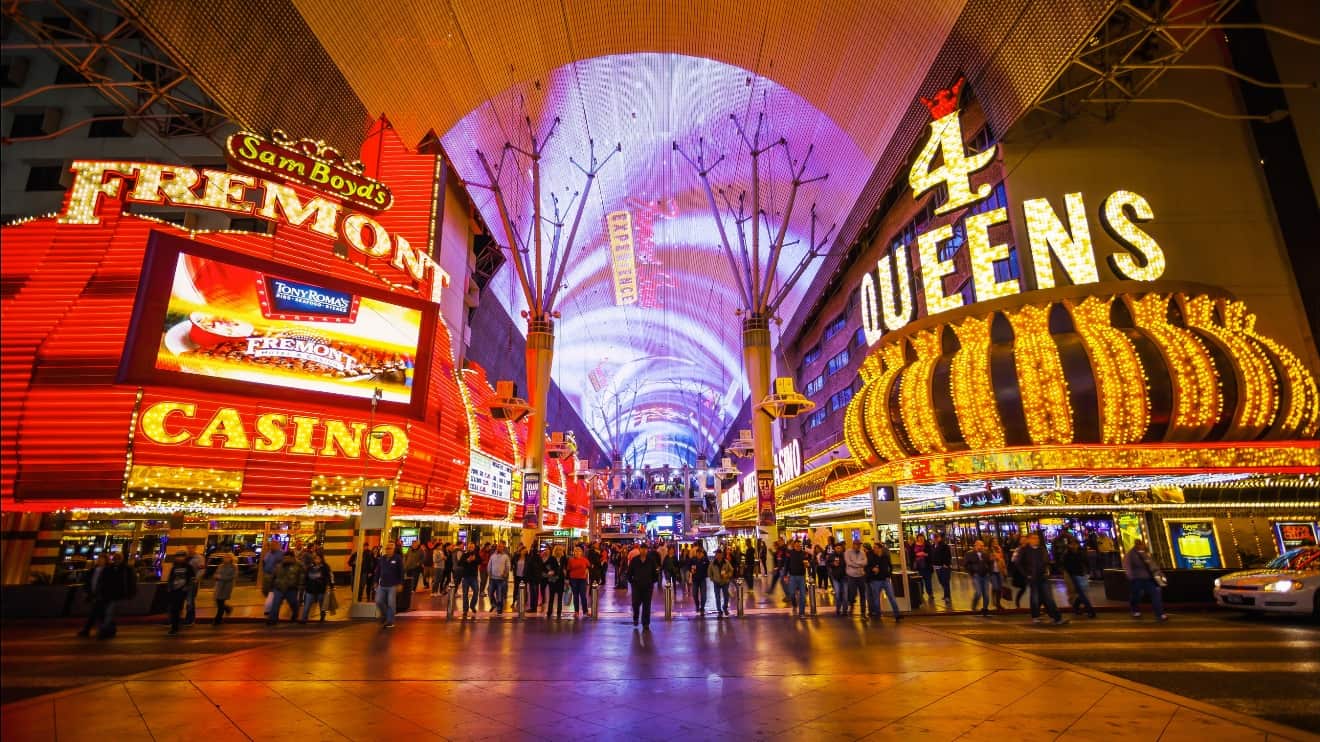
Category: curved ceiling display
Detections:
[{"x1": 289, "y1": 0, "x2": 968, "y2": 467}]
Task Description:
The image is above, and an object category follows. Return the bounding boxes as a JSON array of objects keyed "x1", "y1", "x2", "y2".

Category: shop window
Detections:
[
  {"x1": 823, "y1": 313, "x2": 847, "y2": 342},
  {"x1": 805, "y1": 374, "x2": 825, "y2": 396},
  {"x1": 828, "y1": 387, "x2": 854, "y2": 413},
  {"x1": 802, "y1": 343, "x2": 822, "y2": 366},
  {"x1": 25, "y1": 164, "x2": 65, "y2": 191},
  {"x1": 1, "y1": 57, "x2": 29, "y2": 88},
  {"x1": 9, "y1": 112, "x2": 46, "y2": 138},
  {"x1": 826, "y1": 348, "x2": 850, "y2": 376},
  {"x1": 88, "y1": 115, "x2": 131, "y2": 138}
]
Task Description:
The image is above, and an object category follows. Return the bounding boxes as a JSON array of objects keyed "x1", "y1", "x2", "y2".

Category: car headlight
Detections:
[
  {"x1": 1214, "y1": 578, "x2": 1221, "y2": 588},
  {"x1": 1263, "y1": 579, "x2": 1304, "y2": 592}
]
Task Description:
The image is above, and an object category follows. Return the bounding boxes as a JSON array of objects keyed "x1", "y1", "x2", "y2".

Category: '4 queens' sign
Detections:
[{"x1": 858, "y1": 79, "x2": 1168, "y2": 346}]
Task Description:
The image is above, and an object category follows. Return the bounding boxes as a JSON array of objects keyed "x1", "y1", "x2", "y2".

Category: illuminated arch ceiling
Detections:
[{"x1": 287, "y1": 0, "x2": 969, "y2": 467}]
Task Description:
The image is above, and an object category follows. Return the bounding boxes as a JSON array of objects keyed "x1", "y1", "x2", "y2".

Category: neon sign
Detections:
[
  {"x1": 57, "y1": 160, "x2": 446, "y2": 300},
  {"x1": 859, "y1": 80, "x2": 1167, "y2": 346},
  {"x1": 138, "y1": 400, "x2": 409, "y2": 462},
  {"x1": 226, "y1": 130, "x2": 393, "y2": 212}
]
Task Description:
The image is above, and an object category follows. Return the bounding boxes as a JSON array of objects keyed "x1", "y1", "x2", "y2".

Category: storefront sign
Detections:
[
  {"x1": 606, "y1": 210, "x2": 638, "y2": 305},
  {"x1": 226, "y1": 130, "x2": 393, "y2": 212},
  {"x1": 138, "y1": 400, "x2": 409, "y2": 462},
  {"x1": 547, "y1": 483, "x2": 567, "y2": 514},
  {"x1": 522, "y1": 472, "x2": 542, "y2": 529},
  {"x1": 57, "y1": 160, "x2": 446, "y2": 300},
  {"x1": 775, "y1": 439, "x2": 802, "y2": 485},
  {"x1": 756, "y1": 470, "x2": 776, "y2": 527},
  {"x1": 1165, "y1": 519, "x2": 1222, "y2": 569},
  {"x1": 467, "y1": 450, "x2": 515, "y2": 501},
  {"x1": 1274, "y1": 521, "x2": 1319, "y2": 551},
  {"x1": 957, "y1": 488, "x2": 1009, "y2": 509},
  {"x1": 859, "y1": 79, "x2": 1166, "y2": 345}
]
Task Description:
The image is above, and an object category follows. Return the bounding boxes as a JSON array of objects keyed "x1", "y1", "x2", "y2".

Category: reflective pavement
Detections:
[{"x1": 3, "y1": 607, "x2": 1315, "y2": 741}]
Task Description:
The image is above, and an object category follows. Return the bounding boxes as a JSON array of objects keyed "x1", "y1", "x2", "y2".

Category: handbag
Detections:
[
  {"x1": 1155, "y1": 572, "x2": 1168, "y2": 588},
  {"x1": 326, "y1": 589, "x2": 339, "y2": 614}
]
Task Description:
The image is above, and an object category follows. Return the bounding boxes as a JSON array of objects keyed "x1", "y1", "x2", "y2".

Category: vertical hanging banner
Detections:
[
  {"x1": 606, "y1": 211, "x2": 638, "y2": 305},
  {"x1": 522, "y1": 472, "x2": 543, "y2": 530},
  {"x1": 756, "y1": 470, "x2": 776, "y2": 526}
]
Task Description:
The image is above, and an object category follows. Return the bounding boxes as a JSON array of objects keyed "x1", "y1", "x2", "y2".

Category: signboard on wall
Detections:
[
  {"x1": 360, "y1": 487, "x2": 390, "y2": 529},
  {"x1": 1274, "y1": 521, "x2": 1319, "y2": 551},
  {"x1": 468, "y1": 450, "x2": 514, "y2": 501},
  {"x1": 522, "y1": 472, "x2": 542, "y2": 530},
  {"x1": 756, "y1": 471, "x2": 776, "y2": 527},
  {"x1": 1165, "y1": 519, "x2": 1222, "y2": 569}
]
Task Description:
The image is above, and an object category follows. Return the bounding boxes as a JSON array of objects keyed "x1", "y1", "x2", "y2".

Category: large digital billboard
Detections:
[{"x1": 125, "y1": 234, "x2": 434, "y2": 412}]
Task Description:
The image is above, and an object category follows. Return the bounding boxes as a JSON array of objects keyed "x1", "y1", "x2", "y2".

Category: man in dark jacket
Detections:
[
  {"x1": 163, "y1": 551, "x2": 196, "y2": 636},
  {"x1": 374, "y1": 541, "x2": 405, "y2": 628},
  {"x1": 267, "y1": 551, "x2": 305, "y2": 626},
  {"x1": 965, "y1": 540, "x2": 993, "y2": 617},
  {"x1": 626, "y1": 542, "x2": 661, "y2": 628},
  {"x1": 866, "y1": 543, "x2": 901, "y2": 620},
  {"x1": 930, "y1": 533, "x2": 953, "y2": 604},
  {"x1": 1013, "y1": 534, "x2": 1068, "y2": 625},
  {"x1": 1062, "y1": 539, "x2": 1097, "y2": 618}
]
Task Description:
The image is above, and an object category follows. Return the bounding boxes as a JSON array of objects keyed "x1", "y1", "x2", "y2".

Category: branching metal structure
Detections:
[
  {"x1": 2, "y1": 0, "x2": 228, "y2": 145},
  {"x1": 1033, "y1": 0, "x2": 1317, "y2": 124},
  {"x1": 676, "y1": 112, "x2": 834, "y2": 532},
  {"x1": 466, "y1": 112, "x2": 619, "y2": 540}
]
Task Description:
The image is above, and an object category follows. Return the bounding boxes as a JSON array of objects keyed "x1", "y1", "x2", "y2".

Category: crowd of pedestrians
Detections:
[{"x1": 73, "y1": 525, "x2": 1170, "y2": 638}]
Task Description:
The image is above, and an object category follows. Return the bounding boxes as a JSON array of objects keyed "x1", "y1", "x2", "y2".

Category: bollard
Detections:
[
  {"x1": 517, "y1": 581, "x2": 527, "y2": 619},
  {"x1": 446, "y1": 584, "x2": 457, "y2": 620},
  {"x1": 590, "y1": 581, "x2": 600, "y2": 621},
  {"x1": 808, "y1": 577, "x2": 818, "y2": 616},
  {"x1": 665, "y1": 581, "x2": 675, "y2": 620},
  {"x1": 734, "y1": 578, "x2": 745, "y2": 617}
]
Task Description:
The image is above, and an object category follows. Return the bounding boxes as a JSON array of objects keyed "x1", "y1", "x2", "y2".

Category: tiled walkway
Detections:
[{"x1": 3, "y1": 612, "x2": 1312, "y2": 741}]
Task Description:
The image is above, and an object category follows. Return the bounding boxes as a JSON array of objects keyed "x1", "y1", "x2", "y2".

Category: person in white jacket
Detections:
[
  {"x1": 844, "y1": 539, "x2": 869, "y2": 615},
  {"x1": 487, "y1": 542, "x2": 512, "y2": 615}
]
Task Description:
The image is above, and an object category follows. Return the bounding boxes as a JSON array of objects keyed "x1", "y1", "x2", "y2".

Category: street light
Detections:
[{"x1": 756, "y1": 377, "x2": 816, "y2": 419}]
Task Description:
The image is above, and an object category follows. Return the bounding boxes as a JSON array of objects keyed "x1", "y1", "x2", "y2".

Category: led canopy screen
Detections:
[{"x1": 153, "y1": 251, "x2": 422, "y2": 404}]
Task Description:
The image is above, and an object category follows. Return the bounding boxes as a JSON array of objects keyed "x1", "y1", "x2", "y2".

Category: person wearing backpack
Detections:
[
  {"x1": 212, "y1": 552, "x2": 237, "y2": 625},
  {"x1": 163, "y1": 551, "x2": 196, "y2": 636},
  {"x1": 267, "y1": 551, "x2": 305, "y2": 626},
  {"x1": 1123, "y1": 540, "x2": 1169, "y2": 621}
]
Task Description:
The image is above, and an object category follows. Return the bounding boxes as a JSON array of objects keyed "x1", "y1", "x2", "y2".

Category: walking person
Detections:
[
  {"x1": 524, "y1": 543, "x2": 545, "y2": 614},
  {"x1": 711, "y1": 549, "x2": 735, "y2": 617},
  {"x1": 965, "y1": 540, "x2": 993, "y2": 617},
  {"x1": 1013, "y1": 533, "x2": 1068, "y2": 625},
  {"x1": 544, "y1": 544, "x2": 567, "y2": 619},
  {"x1": 459, "y1": 543, "x2": 481, "y2": 617},
  {"x1": 299, "y1": 552, "x2": 333, "y2": 623},
  {"x1": 163, "y1": 551, "x2": 196, "y2": 636},
  {"x1": 757, "y1": 539, "x2": 768, "y2": 577},
  {"x1": 626, "y1": 542, "x2": 661, "y2": 628},
  {"x1": 828, "y1": 543, "x2": 847, "y2": 614},
  {"x1": 374, "y1": 542, "x2": 405, "y2": 628},
  {"x1": 866, "y1": 543, "x2": 902, "y2": 620},
  {"x1": 77, "y1": 554, "x2": 113, "y2": 638},
  {"x1": 930, "y1": 532, "x2": 953, "y2": 605},
  {"x1": 1062, "y1": 539, "x2": 1097, "y2": 618},
  {"x1": 784, "y1": 540, "x2": 810, "y2": 618},
  {"x1": 844, "y1": 539, "x2": 868, "y2": 616},
  {"x1": 404, "y1": 541, "x2": 424, "y2": 593},
  {"x1": 1124, "y1": 540, "x2": 1169, "y2": 621},
  {"x1": 568, "y1": 546, "x2": 591, "y2": 617},
  {"x1": 487, "y1": 542, "x2": 511, "y2": 614},
  {"x1": 212, "y1": 552, "x2": 237, "y2": 625},
  {"x1": 267, "y1": 550, "x2": 305, "y2": 626},
  {"x1": 1008, "y1": 537, "x2": 1029, "y2": 607},
  {"x1": 689, "y1": 546, "x2": 710, "y2": 614},
  {"x1": 989, "y1": 538, "x2": 1009, "y2": 611},
  {"x1": 184, "y1": 547, "x2": 205, "y2": 625},
  {"x1": 911, "y1": 534, "x2": 933, "y2": 604}
]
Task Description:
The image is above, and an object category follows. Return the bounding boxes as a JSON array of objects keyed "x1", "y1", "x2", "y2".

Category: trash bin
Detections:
[{"x1": 905, "y1": 572, "x2": 924, "y2": 610}]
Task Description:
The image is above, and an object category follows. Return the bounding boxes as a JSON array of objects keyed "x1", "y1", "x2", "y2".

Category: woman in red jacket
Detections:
[{"x1": 567, "y1": 546, "x2": 592, "y2": 617}]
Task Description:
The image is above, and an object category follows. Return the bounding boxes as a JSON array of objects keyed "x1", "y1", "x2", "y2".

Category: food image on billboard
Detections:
[{"x1": 154, "y1": 251, "x2": 421, "y2": 403}]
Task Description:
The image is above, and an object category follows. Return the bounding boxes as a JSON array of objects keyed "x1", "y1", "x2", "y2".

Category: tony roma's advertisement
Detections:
[{"x1": 126, "y1": 235, "x2": 435, "y2": 411}]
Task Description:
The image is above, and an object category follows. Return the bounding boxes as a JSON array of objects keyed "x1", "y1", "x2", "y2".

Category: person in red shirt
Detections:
[{"x1": 568, "y1": 546, "x2": 592, "y2": 617}]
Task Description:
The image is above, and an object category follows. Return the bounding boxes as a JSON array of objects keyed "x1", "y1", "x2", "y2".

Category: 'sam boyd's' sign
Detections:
[
  {"x1": 858, "y1": 79, "x2": 1168, "y2": 346},
  {"x1": 226, "y1": 130, "x2": 394, "y2": 212}
]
